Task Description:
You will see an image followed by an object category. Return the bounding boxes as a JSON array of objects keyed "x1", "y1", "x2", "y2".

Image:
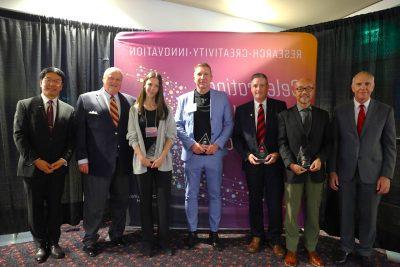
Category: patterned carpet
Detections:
[{"x1": 0, "y1": 224, "x2": 398, "y2": 266}]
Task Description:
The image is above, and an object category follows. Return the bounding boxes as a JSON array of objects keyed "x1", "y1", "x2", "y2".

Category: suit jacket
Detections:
[
  {"x1": 75, "y1": 89, "x2": 135, "y2": 177},
  {"x1": 329, "y1": 99, "x2": 396, "y2": 183},
  {"x1": 233, "y1": 98, "x2": 287, "y2": 170},
  {"x1": 175, "y1": 89, "x2": 233, "y2": 161},
  {"x1": 278, "y1": 105, "x2": 330, "y2": 183},
  {"x1": 13, "y1": 95, "x2": 75, "y2": 177}
]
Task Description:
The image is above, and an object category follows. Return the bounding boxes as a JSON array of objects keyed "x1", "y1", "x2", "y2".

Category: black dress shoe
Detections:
[
  {"x1": 83, "y1": 244, "x2": 98, "y2": 257},
  {"x1": 360, "y1": 255, "x2": 373, "y2": 267},
  {"x1": 185, "y1": 231, "x2": 198, "y2": 249},
  {"x1": 35, "y1": 247, "x2": 48, "y2": 263},
  {"x1": 50, "y1": 244, "x2": 65, "y2": 259},
  {"x1": 111, "y1": 237, "x2": 129, "y2": 247},
  {"x1": 209, "y1": 231, "x2": 223, "y2": 251},
  {"x1": 334, "y1": 250, "x2": 351, "y2": 265}
]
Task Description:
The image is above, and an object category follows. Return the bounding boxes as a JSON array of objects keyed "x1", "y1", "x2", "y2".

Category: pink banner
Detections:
[{"x1": 115, "y1": 31, "x2": 317, "y2": 228}]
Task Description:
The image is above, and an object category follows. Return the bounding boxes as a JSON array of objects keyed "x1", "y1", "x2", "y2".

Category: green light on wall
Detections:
[{"x1": 362, "y1": 28, "x2": 380, "y2": 44}]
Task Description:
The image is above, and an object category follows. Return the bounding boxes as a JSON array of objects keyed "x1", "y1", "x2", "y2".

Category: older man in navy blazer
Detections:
[
  {"x1": 329, "y1": 71, "x2": 396, "y2": 267},
  {"x1": 76, "y1": 67, "x2": 135, "y2": 257},
  {"x1": 175, "y1": 63, "x2": 233, "y2": 250}
]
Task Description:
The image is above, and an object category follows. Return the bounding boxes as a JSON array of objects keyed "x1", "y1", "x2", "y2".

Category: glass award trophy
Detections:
[
  {"x1": 198, "y1": 133, "x2": 211, "y2": 146},
  {"x1": 254, "y1": 142, "x2": 268, "y2": 163},
  {"x1": 297, "y1": 146, "x2": 311, "y2": 169}
]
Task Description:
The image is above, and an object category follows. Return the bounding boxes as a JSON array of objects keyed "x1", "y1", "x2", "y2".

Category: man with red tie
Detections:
[
  {"x1": 13, "y1": 67, "x2": 75, "y2": 263},
  {"x1": 233, "y1": 73, "x2": 286, "y2": 256},
  {"x1": 329, "y1": 71, "x2": 396, "y2": 267},
  {"x1": 76, "y1": 67, "x2": 135, "y2": 257}
]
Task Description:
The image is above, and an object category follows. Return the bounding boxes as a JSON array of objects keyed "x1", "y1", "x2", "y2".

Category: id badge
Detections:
[{"x1": 145, "y1": 126, "x2": 158, "y2": 137}]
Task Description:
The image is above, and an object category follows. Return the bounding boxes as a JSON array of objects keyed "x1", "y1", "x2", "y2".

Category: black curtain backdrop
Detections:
[
  {"x1": 0, "y1": 8, "x2": 142, "y2": 234},
  {"x1": 287, "y1": 6, "x2": 400, "y2": 252}
]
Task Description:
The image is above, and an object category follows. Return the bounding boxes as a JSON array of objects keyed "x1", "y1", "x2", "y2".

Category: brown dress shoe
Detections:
[
  {"x1": 247, "y1": 237, "x2": 261, "y2": 253},
  {"x1": 284, "y1": 250, "x2": 298, "y2": 267},
  {"x1": 308, "y1": 251, "x2": 324, "y2": 267},
  {"x1": 272, "y1": 244, "x2": 285, "y2": 258}
]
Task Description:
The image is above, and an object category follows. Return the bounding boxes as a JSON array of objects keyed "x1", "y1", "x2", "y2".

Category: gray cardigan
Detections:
[{"x1": 127, "y1": 105, "x2": 177, "y2": 174}]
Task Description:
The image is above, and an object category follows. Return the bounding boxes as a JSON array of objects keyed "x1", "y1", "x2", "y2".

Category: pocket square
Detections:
[{"x1": 89, "y1": 110, "x2": 98, "y2": 115}]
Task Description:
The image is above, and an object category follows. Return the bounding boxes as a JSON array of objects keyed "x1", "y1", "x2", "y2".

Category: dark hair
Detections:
[
  {"x1": 39, "y1": 67, "x2": 65, "y2": 83},
  {"x1": 136, "y1": 71, "x2": 169, "y2": 120},
  {"x1": 250, "y1": 73, "x2": 268, "y2": 83},
  {"x1": 194, "y1": 63, "x2": 212, "y2": 75}
]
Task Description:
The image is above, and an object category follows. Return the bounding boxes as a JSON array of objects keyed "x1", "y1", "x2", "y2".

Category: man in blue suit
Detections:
[
  {"x1": 76, "y1": 67, "x2": 135, "y2": 257},
  {"x1": 175, "y1": 63, "x2": 233, "y2": 250}
]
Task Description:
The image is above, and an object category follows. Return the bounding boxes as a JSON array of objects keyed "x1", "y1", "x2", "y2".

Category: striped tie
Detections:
[
  {"x1": 256, "y1": 103, "x2": 266, "y2": 145},
  {"x1": 110, "y1": 95, "x2": 119, "y2": 127}
]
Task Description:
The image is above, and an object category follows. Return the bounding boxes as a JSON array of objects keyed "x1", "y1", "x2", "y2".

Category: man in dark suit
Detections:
[
  {"x1": 233, "y1": 73, "x2": 286, "y2": 257},
  {"x1": 76, "y1": 67, "x2": 135, "y2": 257},
  {"x1": 13, "y1": 67, "x2": 74, "y2": 263},
  {"x1": 278, "y1": 78, "x2": 329, "y2": 267},
  {"x1": 329, "y1": 71, "x2": 396, "y2": 267}
]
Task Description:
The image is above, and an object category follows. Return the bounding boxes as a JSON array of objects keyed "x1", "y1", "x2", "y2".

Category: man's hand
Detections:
[
  {"x1": 309, "y1": 158, "x2": 321, "y2": 172},
  {"x1": 34, "y1": 159, "x2": 53, "y2": 174},
  {"x1": 264, "y1": 152, "x2": 279, "y2": 165},
  {"x1": 205, "y1": 144, "x2": 219, "y2": 155},
  {"x1": 329, "y1": 172, "x2": 339, "y2": 191},
  {"x1": 191, "y1": 142, "x2": 206, "y2": 154},
  {"x1": 290, "y1": 163, "x2": 307, "y2": 175},
  {"x1": 248, "y1": 154, "x2": 260, "y2": 165},
  {"x1": 79, "y1": 163, "x2": 89, "y2": 174},
  {"x1": 151, "y1": 154, "x2": 166, "y2": 169},
  {"x1": 50, "y1": 159, "x2": 66, "y2": 171},
  {"x1": 376, "y1": 176, "x2": 391, "y2": 194}
]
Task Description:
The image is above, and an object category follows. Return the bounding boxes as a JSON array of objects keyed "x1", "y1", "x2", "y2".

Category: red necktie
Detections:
[
  {"x1": 357, "y1": 104, "x2": 366, "y2": 136},
  {"x1": 47, "y1": 100, "x2": 54, "y2": 133},
  {"x1": 256, "y1": 103, "x2": 266, "y2": 145},
  {"x1": 110, "y1": 95, "x2": 119, "y2": 127}
]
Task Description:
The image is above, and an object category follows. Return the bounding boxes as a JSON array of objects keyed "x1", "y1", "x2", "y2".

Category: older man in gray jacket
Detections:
[{"x1": 329, "y1": 71, "x2": 396, "y2": 267}]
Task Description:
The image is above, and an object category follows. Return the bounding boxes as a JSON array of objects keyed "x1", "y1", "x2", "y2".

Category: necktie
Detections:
[
  {"x1": 110, "y1": 95, "x2": 119, "y2": 127},
  {"x1": 301, "y1": 107, "x2": 312, "y2": 134},
  {"x1": 256, "y1": 103, "x2": 266, "y2": 145},
  {"x1": 357, "y1": 104, "x2": 366, "y2": 136},
  {"x1": 47, "y1": 100, "x2": 54, "y2": 133}
]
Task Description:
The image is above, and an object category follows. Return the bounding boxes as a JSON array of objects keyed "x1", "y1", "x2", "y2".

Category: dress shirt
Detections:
[{"x1": 353, "y1": 98, "x2": 371, "y2": 124}]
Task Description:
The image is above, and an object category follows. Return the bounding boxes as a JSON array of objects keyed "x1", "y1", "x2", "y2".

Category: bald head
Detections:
[
  {"x1": 351, "y1": 71, "x2": 375, "y2": 104},
  {"x1": 293, "y1": 78, "x2": 315, "y2": 108}
]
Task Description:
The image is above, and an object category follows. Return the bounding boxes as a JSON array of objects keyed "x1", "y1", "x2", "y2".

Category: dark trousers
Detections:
[
  {"x1": 23, "y1": 172, "x2": 65, "y2": 247},
  {"x1": 83, "y1": 159, "x2": 130, "y2": 246},
  {"x1": 244, "y1": 162, "x2": 284, "y2": 244},
  {"x1": 339, "y1": 172, "x2": 381, "y2": 256},
  {"x1": 137, "y1": 169, "x2": 171, "y2": 248}
]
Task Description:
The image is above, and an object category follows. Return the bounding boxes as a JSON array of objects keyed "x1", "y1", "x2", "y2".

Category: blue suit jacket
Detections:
[
  {"x1": 175, "y1": 89, "x2": 233, "y2": 161},
  {"x1": 76, "y1": 89, "x2": 135, "y2": 177}
]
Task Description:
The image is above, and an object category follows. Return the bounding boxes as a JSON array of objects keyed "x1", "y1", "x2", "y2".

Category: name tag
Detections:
[{"x1": 145, "y1": 127, "x2": 158, "y2": 137}]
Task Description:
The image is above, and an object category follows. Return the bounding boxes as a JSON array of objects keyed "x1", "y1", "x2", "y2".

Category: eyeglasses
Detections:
[
  {"x1": 296, "y1": 86, "x2": 314, "y2": 93},
  {"x1": 43, "y1": 77, "x2": 62, "y2": 85}
]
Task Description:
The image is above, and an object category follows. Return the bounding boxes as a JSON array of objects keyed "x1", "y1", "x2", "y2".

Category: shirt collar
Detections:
[
  {"x1": 297, "y1": 104, "x2": 312, "y2": 112},
  {"x1": 254, "y1": 98, "x2": 267, "y2": 109},
  {"x1": 102, "y1": 88, "x2": 119, "y2": 100},
  {"x1": 41, "y1": 93, "x2": 58, "y2": 105},
  {"x1": 354, "y1": 98, "x2": 371, "y2": 110}
]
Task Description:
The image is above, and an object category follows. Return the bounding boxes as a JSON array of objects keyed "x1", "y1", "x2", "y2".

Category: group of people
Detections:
[{"x1": 13, "y1": 63, "x2": 396, "y2": 267}]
